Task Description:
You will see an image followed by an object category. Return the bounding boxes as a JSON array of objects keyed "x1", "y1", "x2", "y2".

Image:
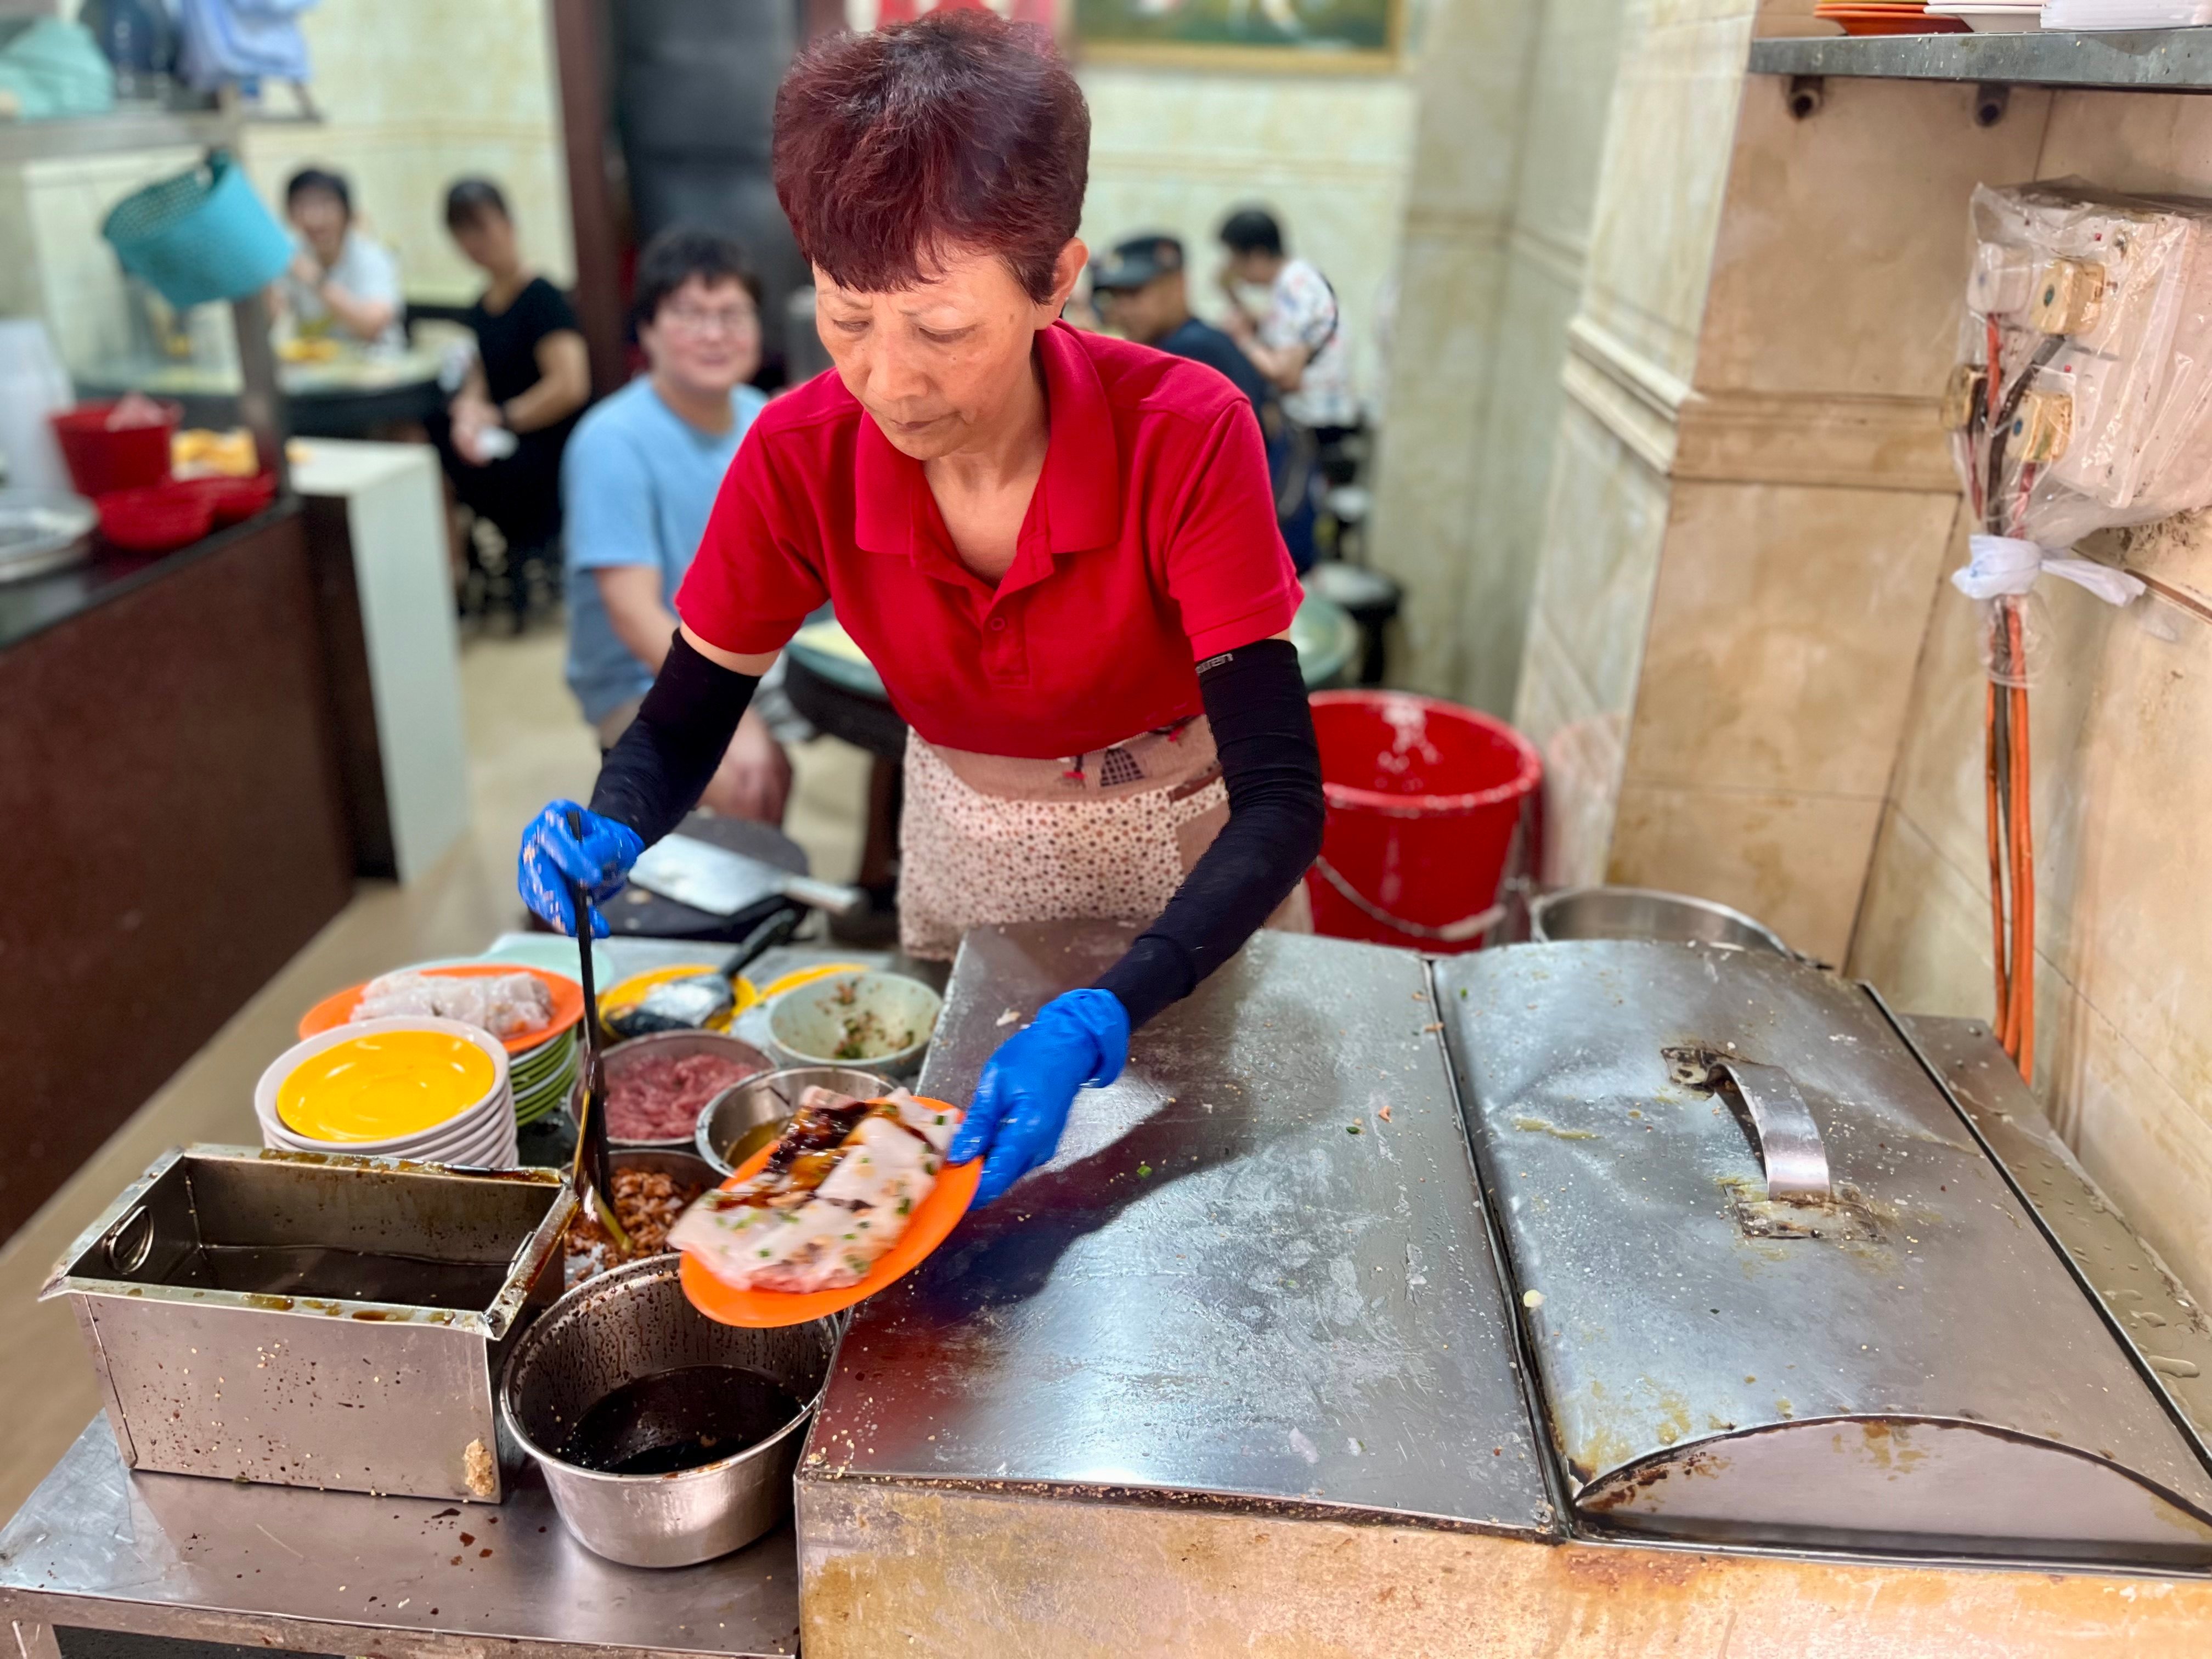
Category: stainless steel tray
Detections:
[
  {"x1": 1438, "y1": 941, "x2": 2212, "y2": 1564},
  {"x1": 43, "y1": 1146, "x2": 575, "y2": 1503}
]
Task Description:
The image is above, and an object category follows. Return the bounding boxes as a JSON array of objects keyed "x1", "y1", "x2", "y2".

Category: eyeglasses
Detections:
[{"x1": 659, "y1": 304, "x2": 758, "y2": 336}]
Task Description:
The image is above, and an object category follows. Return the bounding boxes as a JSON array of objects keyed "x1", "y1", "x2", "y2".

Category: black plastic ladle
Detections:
[{"x1": 563, "y1": 810, "x2": 630, "y2": 1253}]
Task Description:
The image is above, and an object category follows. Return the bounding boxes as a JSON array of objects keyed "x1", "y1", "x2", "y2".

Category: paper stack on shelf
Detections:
[
  {"x1": 2042, "y1": 0, "x2": 2212, "y2": 26},
  {"x1": 1815, "y1": 0, "x2": 1972, "y2": 32},
  {"x1": 1926, "y1": 1, "x2": 2042, "y2": 29}
]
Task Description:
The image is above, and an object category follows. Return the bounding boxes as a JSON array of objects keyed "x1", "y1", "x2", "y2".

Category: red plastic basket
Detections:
[{"x1": 50, "y1": 401, "x2": 180, "y2": 496}]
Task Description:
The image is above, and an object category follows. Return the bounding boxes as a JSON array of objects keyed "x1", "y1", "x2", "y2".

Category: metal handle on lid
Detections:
[{"x1": 1664, "y1": 1048, "x2": 1832, "y2": 1204}]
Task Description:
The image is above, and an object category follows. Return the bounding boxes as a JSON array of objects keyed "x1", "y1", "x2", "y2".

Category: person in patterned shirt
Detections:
[{"x1": 1217, "y1": 206, "x2": 1355, "y2": 570}]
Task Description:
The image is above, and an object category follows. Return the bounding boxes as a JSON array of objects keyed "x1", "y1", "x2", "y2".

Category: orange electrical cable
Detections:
[
  {"x1": 2008, "y1": 604, "x2": 2035, "y2": 1081},
  {"x1": 1984, "y1": 679, "x2": 2011, "y2": 1048}
]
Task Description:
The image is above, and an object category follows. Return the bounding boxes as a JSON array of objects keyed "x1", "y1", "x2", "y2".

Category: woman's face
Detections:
[
  {"x1": 451, "y1": 208, "x2": 517, "y2": 276},
  {"x1": 639, "y1": 275, "x2": 763, "y2": 401},
  {"x1": 289, "y1": 189, "x2": 349, "y2": 265},
  {"x1": 814, "y1": 240, "x2": 1085, "y2": 461}
]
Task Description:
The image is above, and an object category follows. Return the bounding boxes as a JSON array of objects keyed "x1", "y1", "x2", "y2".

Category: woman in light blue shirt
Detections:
[{"x1": 561, "y1": 228, "x2": 788, "y2": 822}]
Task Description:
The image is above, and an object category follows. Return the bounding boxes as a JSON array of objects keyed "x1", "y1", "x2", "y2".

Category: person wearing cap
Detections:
[
  {"x1": 1090, "y1": 232, "x2": 1275, "y2": 430},
  {"x1": 515, "y1": 10, "x2": 1323, "y2": 1209}
]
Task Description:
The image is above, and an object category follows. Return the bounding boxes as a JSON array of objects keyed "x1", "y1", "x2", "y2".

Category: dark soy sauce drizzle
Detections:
[{"x1": 560, "y1": 1365, "x2": 802, "y2": 1475}]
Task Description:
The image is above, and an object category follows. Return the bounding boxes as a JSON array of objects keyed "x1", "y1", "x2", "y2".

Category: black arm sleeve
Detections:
[
  {"x1": 587, "y1": 631, "x2": 759, "y2": 845},
  {"x1": 1093, "y1": 638, "x2": 1324, "y2": 1030}
]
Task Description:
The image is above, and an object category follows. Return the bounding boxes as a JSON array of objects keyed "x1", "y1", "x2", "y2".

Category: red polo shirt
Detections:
[{"x1": 675, "y1": 321, "x2": 1300, "y2": 759}]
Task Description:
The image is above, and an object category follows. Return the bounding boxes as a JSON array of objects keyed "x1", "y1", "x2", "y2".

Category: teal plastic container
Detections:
[{"x1": 101, "y1": 150, "x2": 292, "y2": 311}]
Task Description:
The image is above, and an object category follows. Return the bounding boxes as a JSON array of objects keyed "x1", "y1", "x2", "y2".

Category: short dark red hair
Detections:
[{"x1": 773, "y1": 9, "x2": 1088, "y2": 303}]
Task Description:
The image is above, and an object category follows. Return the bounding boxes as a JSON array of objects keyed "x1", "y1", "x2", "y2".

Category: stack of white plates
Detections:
[
  {"x1": 511, "y1": 1025, "x2": 580, "y2": 1127},
  {"x1": 255, "y1": 1017, "x2": 519, "y2": 1167}
]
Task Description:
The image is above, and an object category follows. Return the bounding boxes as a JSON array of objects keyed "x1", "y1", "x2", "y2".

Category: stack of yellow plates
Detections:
[{"x1": 255, "y1": 1018, "x2": 517, "y2": 1165}]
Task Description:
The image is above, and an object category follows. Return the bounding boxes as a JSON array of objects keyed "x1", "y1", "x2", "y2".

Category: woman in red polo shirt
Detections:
[{"x1": 518, "y1": 9, "x2": 1322, "y2": 1205}]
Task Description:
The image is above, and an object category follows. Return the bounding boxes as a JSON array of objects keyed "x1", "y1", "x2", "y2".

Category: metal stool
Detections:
[{"x1": 1305, "y1": 556, "x2": 1402, "y2": 688}]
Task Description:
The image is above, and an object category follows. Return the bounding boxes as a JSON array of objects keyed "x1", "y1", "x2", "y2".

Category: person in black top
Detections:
[
  {"x1": 1090, "y1": 232, "x2": 1278, "y2": 433},
  {"x1": 435, "y1": 177, "x2": 590, "y2": 558}
]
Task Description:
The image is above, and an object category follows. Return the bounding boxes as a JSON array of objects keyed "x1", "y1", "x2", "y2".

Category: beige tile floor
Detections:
[{"x1": 0, "y1": 625, "x2": 871, "y2": 1517}]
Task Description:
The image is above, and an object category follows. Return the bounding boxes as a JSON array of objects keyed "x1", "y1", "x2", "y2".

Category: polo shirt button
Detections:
[{"x1": 989, "y1": 616, "x2": 1007, "y2": 632}]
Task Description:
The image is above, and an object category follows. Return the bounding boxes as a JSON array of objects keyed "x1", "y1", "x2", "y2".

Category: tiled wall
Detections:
[
  {"x1": 1499, "y1": 19, "x2": 2212, "y2": 1294},
  {"x1": 0, "y1": 0, "x2": 571, "y2": 384},
  {"x1": 1510, "y1": 0, "x2": 1762, "y2": 888},
  {"x1": 1077, "y1": 64, "x2": 1417, "y2": 413},
  {"x1": 1364, "y1": 0, "x2": 1632, "y2": 709},
  {"x1": 238, "y1": 0, "x2": 574, "y2": 304},
  {"x1": 0, "y1": 148, "x2": 209, "y2": 375},
  {"x1": 1852, "y1": 89, "x2": 2212, "y2": 1301}
]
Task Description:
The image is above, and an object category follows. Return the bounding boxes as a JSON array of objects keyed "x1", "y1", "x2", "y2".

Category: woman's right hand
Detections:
[{"x1": 517, "y1": 801, "x2": 645, "y2": 937}]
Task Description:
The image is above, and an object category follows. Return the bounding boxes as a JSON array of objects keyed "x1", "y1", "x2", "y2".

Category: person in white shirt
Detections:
[
  {"x1": 274, "y1": 167, "x2": 404, "y2": 353},
  {"x1": 1217, "y1": 205, "x2": 1355, "y2": 570},
  {"x1": 1217, "y1": 205, "x2": 1356, "y2": 434}
]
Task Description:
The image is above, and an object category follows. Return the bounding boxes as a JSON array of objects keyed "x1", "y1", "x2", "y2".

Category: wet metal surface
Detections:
[
  {"x1": 0, "y1": 1419, "x2": 800, "y2": 1658},
  {"x1": 1439, "y1": 941, "x2": 2212, "y2": 1562},
  {"x1": 1903, "y1": 1014, "x2": 2212, "y2": 1461},
  {"x1": 809, "y1": 920, "x2": 1550, "y2": 1533}
]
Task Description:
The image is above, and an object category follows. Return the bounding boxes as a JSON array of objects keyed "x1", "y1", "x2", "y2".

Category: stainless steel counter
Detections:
[
  {"x1": 804, "y1": 919, "x2": 1551, "y2": 1532},
  {"x1": 0, "y1": 1421, "x2": 800, "y2": 1659},
  {"x1": 0, "y1": 933, "x2": 861, "y2": 1659}
]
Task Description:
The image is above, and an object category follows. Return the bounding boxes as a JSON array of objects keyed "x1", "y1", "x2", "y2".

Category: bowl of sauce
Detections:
[{"x1": 500, "y1": 1255, "x2": 837, "y2": 1567}]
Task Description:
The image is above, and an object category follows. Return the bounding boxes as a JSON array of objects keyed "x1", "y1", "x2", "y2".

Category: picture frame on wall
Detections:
[{"x1": 1073, "y1": 0, "x2": 1402, "y2": 71}]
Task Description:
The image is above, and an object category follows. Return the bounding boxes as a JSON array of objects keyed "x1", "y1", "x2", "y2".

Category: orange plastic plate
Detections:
[
  {"x1": 298, "y1": 963, "x2": 586, "y2": 1056},
  {"x1": 679, "y1": 1097, "x2": 978, "y2": 1328}
]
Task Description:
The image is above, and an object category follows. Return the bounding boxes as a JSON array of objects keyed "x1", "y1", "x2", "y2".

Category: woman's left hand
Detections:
[
  {"x1": 949, "y1": 990, "x2": 1131, "y2": 1206},
  {"x1": 451, "y1": 395, "x2": 499, "y2": 466}
]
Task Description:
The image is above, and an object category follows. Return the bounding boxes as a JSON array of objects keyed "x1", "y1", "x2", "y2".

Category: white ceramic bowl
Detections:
[
  {"x1": 255, "y1": 1017, "x2": 512, "y2": 1156},
  {"x1": 258, "y1": 1096, "x2": 518, "y2": 1164},
  {"x1": 260, "y1": 1108, "x2": 518, "y2": 1168},
  {"x1": 764, "y1": 972, "x2": 941, "y2": 1077}
]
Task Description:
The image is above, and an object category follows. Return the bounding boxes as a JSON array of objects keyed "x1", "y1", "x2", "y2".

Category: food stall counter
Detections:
[{"x1": 0, "y1": 1421, "x2": 800, "y2": 1659}]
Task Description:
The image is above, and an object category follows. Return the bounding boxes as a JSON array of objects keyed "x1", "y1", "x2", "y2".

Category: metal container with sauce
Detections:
[
  {"x1": 42, "y1": 1147, "x2": 575, "y2": 1503},
  {"x1": 1436, "y1": 940, "x2": 2212, "y2": 1565}
]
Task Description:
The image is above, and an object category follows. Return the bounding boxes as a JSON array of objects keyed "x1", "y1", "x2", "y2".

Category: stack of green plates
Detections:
[{"x1": 510, "y1": 1026, "x2": 580, "y2": 1126}]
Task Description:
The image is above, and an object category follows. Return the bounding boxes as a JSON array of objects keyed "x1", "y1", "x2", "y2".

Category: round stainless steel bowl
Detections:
[
  {"x1": 693, "y1": 1065, "x2": 894, "y2": 1176},
  {"x1": 600, "y1": 1029, "x2": 771, "y2": 1150},
  {"x1": 1528, "y1": 886, "x2": 1790, "y2": 955},
  {"x1": 500, "y1": 1256, "x2": 836, "y2": 1568}
]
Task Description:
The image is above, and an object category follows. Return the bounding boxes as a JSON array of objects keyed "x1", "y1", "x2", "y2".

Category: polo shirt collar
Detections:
[{"x1": 851, "y1": 321, "x2": 1121, "y2": 564}]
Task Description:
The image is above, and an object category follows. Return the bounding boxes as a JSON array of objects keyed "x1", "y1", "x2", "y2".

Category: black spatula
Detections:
[{"x1": 603, "y1": 904, "x2": 803, "y2": 1039}]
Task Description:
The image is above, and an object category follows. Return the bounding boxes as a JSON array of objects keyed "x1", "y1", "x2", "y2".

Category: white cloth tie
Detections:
[{"x1": 1951, "y1": 534, "x2": 2147, "y2": 607}]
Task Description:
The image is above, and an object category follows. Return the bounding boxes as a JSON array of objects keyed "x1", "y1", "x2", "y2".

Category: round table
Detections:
[
  {"x1": 783, "y1": 590, "x2": 1361, "y2": 758},
  {"x1": 81, "y1": 349, "x2": 448, "y2": 441}
]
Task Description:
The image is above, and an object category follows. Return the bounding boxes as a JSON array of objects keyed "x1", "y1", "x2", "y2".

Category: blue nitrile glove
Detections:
[
  {"x1": 517, "y1": 800, "x2": 645, "y2": 938},
  {"x1": 950, "y1": 989, "x2": 1132, "y2": 1207}
]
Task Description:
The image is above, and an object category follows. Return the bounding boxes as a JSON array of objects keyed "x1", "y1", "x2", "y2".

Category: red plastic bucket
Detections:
[
  {"x1": 50, "y1": 400, "x2": 180, "y2": 496},
  {"x1": 1304, "y1": 690, "x2": 1542, "y2": 952}
]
